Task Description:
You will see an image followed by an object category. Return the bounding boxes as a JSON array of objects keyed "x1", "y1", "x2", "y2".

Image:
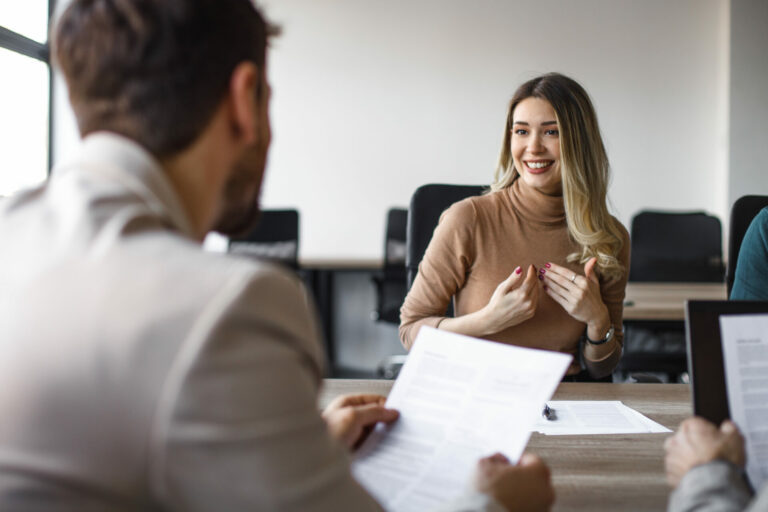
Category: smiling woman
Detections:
[{"x1": 399, "y1": 73, "x2": 630, "y2": 380}]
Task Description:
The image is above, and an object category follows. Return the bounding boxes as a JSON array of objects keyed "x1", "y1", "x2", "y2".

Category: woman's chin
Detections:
[{"x1": 521, "y1": 173, "x2": 562, "y2": 195}]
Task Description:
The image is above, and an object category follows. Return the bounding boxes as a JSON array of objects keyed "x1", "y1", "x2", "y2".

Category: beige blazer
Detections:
[
  {"x1": 669, "y1": 460, "x2": 767, "y2": 512},
  {"x1": 0, "y1": 133, "x2": 385, "y2": 511},
  {"x1": 0, "y1": 134, "x2": 503, "y2": 512}
]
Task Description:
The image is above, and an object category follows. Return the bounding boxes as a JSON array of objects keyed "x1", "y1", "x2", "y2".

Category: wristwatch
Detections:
[{"x1": 586, "y1": 325, "x2": 614, "y2": 345}]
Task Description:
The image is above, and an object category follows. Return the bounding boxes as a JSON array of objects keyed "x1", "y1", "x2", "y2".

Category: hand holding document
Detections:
[
  {"x1": 352, "y1": 327, "x2": 572, "y2": 512},
  {"x1": 719, "y1": 314, "x2": 768, "y2": 490}
]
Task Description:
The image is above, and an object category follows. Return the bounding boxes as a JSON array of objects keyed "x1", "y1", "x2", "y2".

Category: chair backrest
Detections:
[
  {"x1": 629, "y1": 210, "x2": 724, "y2": 282},
  {"x1": 372, "y1": 208, "x2": 409, "y2": 324},
  {"x1": 228, "y1": 209, "x2": 300, "y2": 269},
  {"x1": 726, "y1": 195, "x2": 768, "y2": 295},
  {"x1": 406, "y1": 184, "x2": 485, "y2": 288},
  {"x1": 383, "y1": 208, "x2": 408, "y2": 275}
]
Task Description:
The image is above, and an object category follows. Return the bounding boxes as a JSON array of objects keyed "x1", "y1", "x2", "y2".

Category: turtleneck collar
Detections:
[{"x1": 506, "y1": 177, "x2": 566, "y2": 226}]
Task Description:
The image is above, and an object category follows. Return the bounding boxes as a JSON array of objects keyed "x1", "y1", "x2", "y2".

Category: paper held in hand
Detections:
[
  {"x1": 719, "y1": 314, "x2": 768, "y2": 491},
  {"x1": 352, "y1": 327, "x2": 572, "y2": 512}
]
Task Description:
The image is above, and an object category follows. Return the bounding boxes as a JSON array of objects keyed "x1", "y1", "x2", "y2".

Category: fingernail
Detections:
[
  {"x1": 515, "y1": 266, "x2": 522, "y2": 274},
  {"x1": 538, "y1": 275, "x2": 543, "y2": 281},
  {"x1": 545, "y1": 263, "x2": 551, "y2": 268},
  {"x1": 539, "y1": 268, "x2": 545, "y2": 274}
]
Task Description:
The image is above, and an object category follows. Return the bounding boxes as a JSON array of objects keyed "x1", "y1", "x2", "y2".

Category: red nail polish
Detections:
[
  {"x1": 538, "y1": 275, "x2": 543, "y2": 281},
  {"x1": 539, "y1": 268, "x2": 545, "y2": 274},
  {"x1": 515, "y1": 266, "x2": 522, "y2": 274},
  {"x1": 545, "y1": 263, "x2": 551, "y2": 268}
]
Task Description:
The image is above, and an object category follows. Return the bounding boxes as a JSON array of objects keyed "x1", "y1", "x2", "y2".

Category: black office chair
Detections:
[
  {"x1": 621, "y1": 210, "x2": 724, "y2": 381},
  {"x1": 371, "y1": 208, "x2": 408, "y2": 324},
  {"x1": 406, "y1": 184, "x2": 486, "y2": 289},
  {"x1": 374, "y1": 185, "x2": 484, "y2": 380},
  {"x1": 629, "y1": 211, "x2": 724, "y2": 282},
  {"x1": 228, "y1": 209, "x2": 300, "y2": 270},
  {"x1": 726, "y1": 195, "x2": 768, "y2": 296}
]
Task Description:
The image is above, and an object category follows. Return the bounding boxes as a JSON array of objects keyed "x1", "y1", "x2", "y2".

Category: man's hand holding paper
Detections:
[
  {"x1": 323, "y1": 394, "x2": 400, "y2": 450},
  {"x1": 352, "y1": 327, "x2": 571, "y2": 511}
]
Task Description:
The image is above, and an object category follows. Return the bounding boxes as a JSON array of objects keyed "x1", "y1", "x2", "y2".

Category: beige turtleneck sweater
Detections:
[{"x1": 399, "y1": 179, "x2": 630, "y2": 377}]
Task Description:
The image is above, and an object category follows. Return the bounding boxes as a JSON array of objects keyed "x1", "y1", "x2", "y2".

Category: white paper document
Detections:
[
  {"x1": 352, "y1": 327, "x2": 572, "y2": 512},
  {"x1": 532, "y1": 401, "x2": 671, "y2": 435},
  {"x1": 719, "y1": 314, "x2": 768, "y2": 490}
]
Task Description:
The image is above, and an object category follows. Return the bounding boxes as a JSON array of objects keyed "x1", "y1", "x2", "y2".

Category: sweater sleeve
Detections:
[
  {"x1": 399, "y1": 199, "x2": 478, "y2": 350},
  {"x1": 582, "y1": 220, "x2": 630, "y2": 378},
  {"x1": 668, "y1": 461, "x2": 754, "y2": 512},
  {"x1": 731, "y1": 208, "x2": 768, "y2": 300}
]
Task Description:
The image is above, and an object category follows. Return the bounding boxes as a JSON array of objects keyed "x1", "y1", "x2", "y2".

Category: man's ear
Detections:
[{"x1": 228, "y1": 61, "x2": 260, "y2": 145}]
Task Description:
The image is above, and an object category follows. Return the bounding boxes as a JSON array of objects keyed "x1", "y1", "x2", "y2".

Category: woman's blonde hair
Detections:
[{"x1": 491, "y1": 73, "x2": 624, "y2": 280}]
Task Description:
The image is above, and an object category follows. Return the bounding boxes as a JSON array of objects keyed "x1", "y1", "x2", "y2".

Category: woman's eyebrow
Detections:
[{"x1": 512, "y1": 120, "x2": 558, "y2": 126}]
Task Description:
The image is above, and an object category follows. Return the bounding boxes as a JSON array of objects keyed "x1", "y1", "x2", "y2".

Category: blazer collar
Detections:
[{"x1": 72, "y1": 132, "x2": 196, "y2": 239}]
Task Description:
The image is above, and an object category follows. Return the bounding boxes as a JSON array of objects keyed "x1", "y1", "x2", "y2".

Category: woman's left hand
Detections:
[{"x1": 541, "y1": 257, "x2": 611, "y2": 339}]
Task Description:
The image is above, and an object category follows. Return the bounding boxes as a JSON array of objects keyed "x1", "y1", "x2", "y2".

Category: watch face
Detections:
[{"x1": 588, "y1": 325, "x2": 613, "y2": 345}]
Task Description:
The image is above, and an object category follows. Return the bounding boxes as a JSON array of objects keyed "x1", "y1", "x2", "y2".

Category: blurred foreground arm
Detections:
[{"x1": 665, "y1": 417, "x2": 754, "y2": 512}]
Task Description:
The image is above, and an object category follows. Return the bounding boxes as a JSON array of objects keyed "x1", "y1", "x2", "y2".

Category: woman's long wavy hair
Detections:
[{"x1": 491, "y1": 73, "x2": 624, "y2": 280}]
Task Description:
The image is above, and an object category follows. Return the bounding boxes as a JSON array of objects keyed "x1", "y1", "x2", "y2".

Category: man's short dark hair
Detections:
[{"x1": 54, "y1": 0, "x2": 276, "y2": 157}]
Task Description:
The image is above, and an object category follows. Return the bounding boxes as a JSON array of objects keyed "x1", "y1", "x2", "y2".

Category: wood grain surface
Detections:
[{"x1": 320, "y1": 379, "x2": 692, "y2": 512}]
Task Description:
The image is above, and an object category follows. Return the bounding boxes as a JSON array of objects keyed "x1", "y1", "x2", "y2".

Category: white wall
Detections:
[
  {"x1": 54, "y1": 0, "x2": 732, "y2": 260},
  {"x1": 260, "y1": 0, "x2": 730, "y2": 259},
  {"x1": 728, "y1": 0, "x2": 768, "y2": 210}
]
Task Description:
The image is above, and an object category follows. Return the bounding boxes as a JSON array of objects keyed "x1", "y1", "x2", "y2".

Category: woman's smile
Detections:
[{"x1": 524, "y1": 160, "x2": 555, "y2": 173}]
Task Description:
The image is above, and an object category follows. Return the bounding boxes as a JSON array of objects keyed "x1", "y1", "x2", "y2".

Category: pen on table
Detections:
[{"x1": 542, "y1": 403, "x2": 557, "y2": 421}]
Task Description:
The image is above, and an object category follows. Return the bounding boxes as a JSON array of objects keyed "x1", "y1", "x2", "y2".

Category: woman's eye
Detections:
[
  {"x1": 545, "y1": 129, "x2": 559, "y2": 136},
  {"x1": 514, "y1": 129, "x2": 528, "y2": 135}
]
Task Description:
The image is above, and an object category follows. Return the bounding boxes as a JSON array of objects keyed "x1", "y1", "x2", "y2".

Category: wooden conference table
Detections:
[
  {"x1": 623, "y1": 282, "x2": 727, "y2": 321},
  {"x1": 321, "y1": 379, "x2": 692, "y2": 512}
]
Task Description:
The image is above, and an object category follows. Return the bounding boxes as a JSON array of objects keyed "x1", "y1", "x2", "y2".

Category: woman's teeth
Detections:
[{"x1": 527, "y1": 161, "x2": 553, "y2": 169}]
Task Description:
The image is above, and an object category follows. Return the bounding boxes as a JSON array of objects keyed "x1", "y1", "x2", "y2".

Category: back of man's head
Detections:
[{"x1": 54, "y1": 0, "x2": 273, "y2": 158}]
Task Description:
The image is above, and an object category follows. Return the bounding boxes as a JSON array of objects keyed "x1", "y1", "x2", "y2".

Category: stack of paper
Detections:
[{"x1": 533, "y1": 401, "x2": 671, "y2": 435}]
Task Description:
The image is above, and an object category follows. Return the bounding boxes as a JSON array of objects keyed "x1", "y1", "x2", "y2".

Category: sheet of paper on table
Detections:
[
  {"x1": 719, "y1": 314, "x2": 768, "y2": 490},
  {"x1": 352, "y1": 326, "x2": 572, "y2": 512},
  {"x1": 532, "y1": 401, "x2": 671, "y2": 435}
]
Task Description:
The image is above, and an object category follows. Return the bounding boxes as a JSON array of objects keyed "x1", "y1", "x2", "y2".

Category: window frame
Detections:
[{"x1": 0, "y1": 0, "x2": 53, "y2": 175}]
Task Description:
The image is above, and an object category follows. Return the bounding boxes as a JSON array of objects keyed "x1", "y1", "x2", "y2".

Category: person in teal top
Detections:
[{"x1": 731, "y1": 207, "x2": 768, "y2": 300}]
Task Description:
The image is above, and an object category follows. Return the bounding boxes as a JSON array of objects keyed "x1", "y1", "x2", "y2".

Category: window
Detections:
[
  {"x1": 0, "y1": 1, "x2": 51, "y2": 197},
  {"x1": 0, "y1": 2, "x2": 49, "y2": 44}
]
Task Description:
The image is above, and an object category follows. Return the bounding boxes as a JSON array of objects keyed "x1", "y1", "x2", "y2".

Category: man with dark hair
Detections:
[{"x1": 0, "y1": 1, "x2": 554, "y2": 510}]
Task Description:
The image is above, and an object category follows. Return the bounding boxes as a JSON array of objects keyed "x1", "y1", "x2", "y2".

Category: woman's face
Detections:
[{"x1": 511, "y1": 97, "x2": 562, "y2": 195}]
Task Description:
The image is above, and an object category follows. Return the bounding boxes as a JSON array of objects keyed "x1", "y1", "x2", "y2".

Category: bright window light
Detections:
[
  {"x1": 0, "y1": 1, "x2": 50, "y2": 43},
  {"x1": 0, "y1": 47, "x2": 49, "y2": 196}
]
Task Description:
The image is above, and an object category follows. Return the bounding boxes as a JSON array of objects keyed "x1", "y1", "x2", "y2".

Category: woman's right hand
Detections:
[
  {"x1": 436, "y1": 264, "x2": 539, "y2": 339},
  {"x1": 480, "y1": 265, "x2": 539, "y2": 335}
]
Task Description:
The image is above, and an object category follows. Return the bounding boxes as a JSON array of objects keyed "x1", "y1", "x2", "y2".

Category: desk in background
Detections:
[
  {"x1": 321, "y1": 379, "x2": 690, "y2": 512},
  {"x1": 300, "y1": 258, "x2": 385, "y2": 375},
  {"x1": 302, "y1": 262, "x2": 728, "y2": 376},
  {"x1": 623, "y1": 282, "x2": 727, "y2": 320},
  {"x1": 621, "y1": 283, "x2": 727, "y2": 378}
]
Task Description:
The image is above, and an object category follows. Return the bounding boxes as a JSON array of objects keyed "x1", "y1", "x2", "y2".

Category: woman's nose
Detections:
[{"x1": 528, "y1": 135, "x2": 544, "y2": 153}]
